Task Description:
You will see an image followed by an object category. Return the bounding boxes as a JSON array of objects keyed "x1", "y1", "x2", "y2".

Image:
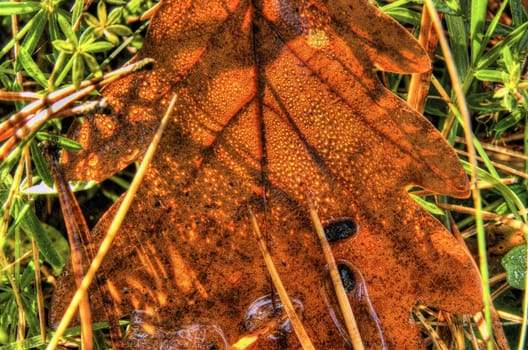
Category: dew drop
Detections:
[
  {"x1": 125, "y1": 310, "x2": 229, "y2": 350},
  {"x1": 244, "y1": 294, "x2": 304, "y2": 340},
  {"x1": 307, "y1": 29, "x2": 329, "y2": 49},
  {"x1": 87, "y1": 153, "x2": 99, "y2": 167},
  {"x1": 163, "y1": 325, "x2": 228, "y2": 350}
]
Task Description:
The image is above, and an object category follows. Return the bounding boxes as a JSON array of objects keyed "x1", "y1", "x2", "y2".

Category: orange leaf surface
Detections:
[{"x1": 51, "y1": 0, "x2": 483, "y2": 348}]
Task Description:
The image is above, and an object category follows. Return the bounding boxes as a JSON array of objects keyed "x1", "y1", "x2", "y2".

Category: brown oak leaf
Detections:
[{"x1": 51, "y1": 0, "x2": 483, "y2": 348}]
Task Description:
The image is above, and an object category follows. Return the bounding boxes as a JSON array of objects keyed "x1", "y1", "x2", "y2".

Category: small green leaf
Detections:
[
  {"x1": 79, "y1": 27, "x2": 97, "y2": 45},
  {"x1": 52, "y1": 39, "x2": 75, "y2": 54},
  {"x1": 474, "y1": 69, "x2": 506, "y2": 83},
  {"x1": 84, "y1": 12, "x2": 99, "y2": 27},
  {"x1": 409, "y1": 194, "x2": 445, "y2": 216},
  {"x1": 71, "y1": 0, "x2": 84, "y2": 27},
  {"x1": 84, "y1": 41, "x2": 114, "y2": 53},
  {"x1": 97, "y1": 0, "x2": 107, "y2": 24},
  {"x1": 501, "y1": 245, "x2": 527, "y2": 290},
  {"x1": 17, "y1": 46, "x2": 48, "y2": 88},
  {"x1": 82, "y1": 53, "x2": 102, "y2": 76},
  {"x1": 470, "y1": 0, "x2": 488, "y2": 64},
  {"x1": 104, "y1": 31, "x2": 120, "y2": 45},
  {"x1": 72, "y1": 54, "x2": 85, "y2": 88},
  {"x1": 21, "y1": 10, "x2": 47, "y2": 55},
  {"x1": 57, "y1": 12, "x2": 77, "y2": 44},
  {"x1": 14, "y1": 199, "x2": 65, "y2": 272},
  {"x1": 29, "y1": 141, "x2": 54, "y2": 188},
  {"x1": 108, "y1": 24, "x2": 132, "y2": 36},
  {"x1": 0, "y1": 1, "x2": 41, "y2": 16},
  {"x1": 35, "y1": 132, "x2": 83, "y2": 151},
  {"x1": 107, "y1": 8, "x2": 124, "y2": 24}
]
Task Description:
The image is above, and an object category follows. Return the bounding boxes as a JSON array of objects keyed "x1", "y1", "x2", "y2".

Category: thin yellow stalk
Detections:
[
  {"x1": 455, "y1": 149, "x2": 528, "y2": 180},
  {"x1": 0, "y1": 150, "x2": 27, "y2": 341},
  {"x1": 408, "y1": 5, "x2": 435, "y2": 113},
  {"x1": 413, "y1": 307, "x2": 448, "y2": 350},
  {"x1": 249, "y1": 210, "x2": 316, "y2": 350},
  {"x1": 46, "y1": 94, "x2": 178, "y2": 350},
  {"x1": 32, "y1": 238, "x2": 46, "y2": 343},
  {"x1": 423, "y1": 2, "x2": 493, "y2": 348},
  {"x1": 305, "y1": 196, "x2": 364, "y2": 350},
  {"x1": 437, "y1": 202, "x2": 528, "y2": 236},
  {"x1": 0, "y1": 58, "x2": 153, "y2": 144},
  {"x1": 23, "y1": 145, "x2": 47, "y2": 343}
]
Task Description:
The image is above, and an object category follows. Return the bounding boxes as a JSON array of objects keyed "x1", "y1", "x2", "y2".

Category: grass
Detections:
[{"x1": 0, "y1": 0, "x2": 527, "y2": 349}]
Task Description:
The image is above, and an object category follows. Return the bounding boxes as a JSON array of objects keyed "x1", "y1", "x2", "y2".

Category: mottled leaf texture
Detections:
[{"x1": 51, "y1": 1, "x2": 483, "y2": 349}]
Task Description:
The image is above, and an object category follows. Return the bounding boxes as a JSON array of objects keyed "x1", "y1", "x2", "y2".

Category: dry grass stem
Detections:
[
  {"x1": 455, "y1": 149, "x2": 528, "y2": 179},
  {"x1": 45, "y1": 94, "x2": 177, "y2": 350},
  {"x1": 249, "y1": 210, "x2": 316, "y2": 350},
  {"x1": 305, "y1": 196, "x2": 365, "y2": 350},
  {"x1": 413, "y1": 307, "x2": 448, "y2": 350}
]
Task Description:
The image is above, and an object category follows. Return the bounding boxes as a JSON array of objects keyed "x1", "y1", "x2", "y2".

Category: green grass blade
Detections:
[
  {"x1": 0, "y1": 1, "x2": 40, "y2": 16},
  {"x1": 470, "y1": 0, "x2": 488, "y2": 64},
  {"x1": 445, "y1": 12, "x2": 470, "y2": 79},
  {"x1": 478, "y1": 21, "x2": 528, "y2": 70},
  {"x1": 461, "y1": 160, "x2": 527, "y2": 223},
  {"x1": 509, "y1": 0, "x2": 526, "y2": 27},
  {"x1": 0, "y1": 15, "x2": 36, "y2": 61},
  {"x1": 29, "y1": 142, "x2": 54, "y2": 188},
  {"x1": 13, "y1": 199, "x2": 65, "y2": 273}
]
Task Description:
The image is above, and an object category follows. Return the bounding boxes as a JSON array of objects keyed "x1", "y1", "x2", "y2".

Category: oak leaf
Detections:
[{"x1": 51, "y1": 0, "x2": 483, "y2": 348}]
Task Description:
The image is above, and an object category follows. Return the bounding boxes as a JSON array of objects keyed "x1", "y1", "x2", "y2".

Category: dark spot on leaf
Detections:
[
  {"x1": 338, "y1": 264, "x2": 356, "y2": 292},
  {"x1": 324, "y1": 219, "x2": 357, "y2": 242}
]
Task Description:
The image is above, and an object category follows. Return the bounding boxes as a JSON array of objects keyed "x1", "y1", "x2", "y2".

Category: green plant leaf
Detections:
[
  {"x1": 108, "y1": 24, "x2": 132, "y2": 36},
  {"x1": 57, "y1": 12, "x2": 77, "y2": 44},
  {"x1": 409, "y1": 194, "x2": 446, "y2": 216},
  {"x1": 21, "y1": 10, "x2": 47, "y2": 56},
  {"x1": 0, "y1": 1, "x2": 40, "y2": 16},
  {"x1": 29, "y1": 141, "x2": 54, "y2": 188},
  {"x1": 17, "y1": 46, "x2": 48, "y2": 88},
  {"x1": 502, "y1": 245, "x2": 527, "y2": 290},
  {"x1": 71, "y1": 0, "x2": 84, "y2": 27},
  {"x1": 13, "y1": 199, "x2": 65, "y2": 273},
  {"x1": 445, "y1": 12, "x2": 470, "y2": 79},
  {"x1": 35, "y1": 132, "x2": 83, "y2": 151},
  {"x1": 84, "y1": 41, "x2": 114, "y2": 53},
  {"x1": 72, "y1": 54, "x2": 85, "y2": 88},
  {"x1": 470, "y1": 0, "x2": 487, "y2": 64},
  {"x1": 82, "y1": 53, "x2": 102, "y2": 76},
  {"x1": 477, "y1": 21, "x2": 528, "y2": 70},
  {"x1": 97, "y1": 0, "x2": 108, "y2": 24},
  {"x1": 474, "y1": 69, "x2": 506, "y2": 82},
  {"x1": 52, "y1": 40, "x2": 75, "y2": 54}
]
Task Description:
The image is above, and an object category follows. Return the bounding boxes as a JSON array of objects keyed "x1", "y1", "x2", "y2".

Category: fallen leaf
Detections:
[{"x1": 51, "y1": 0, "x2": 483, "y2": 348}]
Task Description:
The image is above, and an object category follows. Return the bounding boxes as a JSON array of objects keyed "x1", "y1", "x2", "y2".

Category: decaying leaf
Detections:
[{"x1": 50, "y1": 0, "x2": 483, "y2": 348}]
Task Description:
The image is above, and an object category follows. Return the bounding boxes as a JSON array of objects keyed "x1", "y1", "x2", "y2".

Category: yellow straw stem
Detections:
[
  {"x1": 306, "y1": 196, "x2": 365, "y2": 350},
  {"x1": 46, "y1": 94, "x2": 177, "y2": 350},
  {"x1": 249, "y1": 210, "x2": 316, "y2": 350}
]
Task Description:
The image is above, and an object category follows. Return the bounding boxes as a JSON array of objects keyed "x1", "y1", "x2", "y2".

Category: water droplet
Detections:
[
  {"x1": 306, "y1": 29, "x2": 330, "y2": 50},
  {"x1": 87, "y1": 153, "x2": 99, "y2": 167},
  {"x1": 244, "y1": 294, "x2": 304, "y2": 340},
  {"x1": 163, "y1": 325, "x2": 228, "y2": 350},
  {"x1": 125, "y1": 310, "x2": 228, "y2": 350}
]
